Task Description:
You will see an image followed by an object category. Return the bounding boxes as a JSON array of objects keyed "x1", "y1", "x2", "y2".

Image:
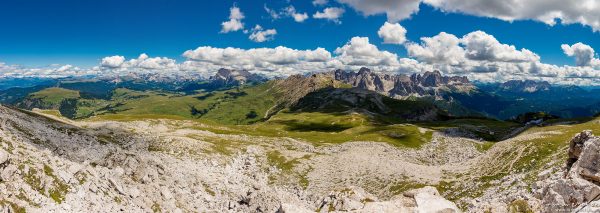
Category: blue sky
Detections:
[
  {"x1": 0, "y1": 0, "x2": 598, "y2": 67},
  {"x1": 1, "y1": 0, "x2": 600, "y2": 85}
]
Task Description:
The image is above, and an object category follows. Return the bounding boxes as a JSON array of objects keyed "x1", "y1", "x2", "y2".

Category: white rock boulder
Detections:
[{"x1": 0, "y1": 149, "x2": 8, "y2": 165}]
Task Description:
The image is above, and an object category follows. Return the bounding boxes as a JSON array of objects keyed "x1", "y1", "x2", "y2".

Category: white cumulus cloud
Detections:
[
  {"x1": 336, "y1": 0, "x2": 421, "y2": 22},
  {"x1": 249, "y1": 25, "x2": 277, "y2": 42},
  {"x1": 561, "y1": 42, "x2": 600, "y2": 67},
  {"x1": 221, "y1": 5, "x2": 245, "y2": 33},
  {"x1": 461, "y1": 31, "x2": 540, "y2": 63},
  {"x1": 264, "y1": 5, "x2": 309, "y2": 23},
  {"x1": 405, "y1": 32, "x2": 465, "y2": 65},
  {"x1": 100, "y1": 54, "x2": 177, "y2": 71},
  {"x1": 336, "y1": 0, "x2": 600, "y2": 32},
  {"x1": 182, "y1": 46, "x2": 333, "y2": 76},
  {"x1": 334, "y1": 36, "x2": 400, "y2": 67},
  {"x1": 425, "y1": 0, "x2": 600, "y2": 32},
  {"x1": 100, "y1": 55, "x2": 126, "y2": 68},
  {"x1": 403, "y1": 30, "x2": 600, "y2": 84},
  {"x1": 377, "y1": 22, "x2": 407, "y2": 44},
  {"x1": 313, "y1": 7, "x2": 345, "y2": 24},
  {"x1": 286, "y1": 6, "x2": 309, "y2": 22}
]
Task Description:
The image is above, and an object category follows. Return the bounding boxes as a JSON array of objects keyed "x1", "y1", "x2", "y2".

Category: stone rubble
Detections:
[
  {"x1": 0, "y1": 105, "x2": 463, "y2": 212},
  {"x1": 7, "y1": 105, "x2": 599, "y2": 212}
]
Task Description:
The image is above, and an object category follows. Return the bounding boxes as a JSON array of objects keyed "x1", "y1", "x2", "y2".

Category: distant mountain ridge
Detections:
[
  {"x1": 333, "y1": 67, "x2": 474, "y2": 100},
  {"x1": 500, "y1": 80, "x2": 551, "y2": 93},
  {"x1": 210, "y1": 68, "x2": 266, "y2": 87},
  {"x1": 3, "y1": 67, "x2": 600, "y2": 121}
]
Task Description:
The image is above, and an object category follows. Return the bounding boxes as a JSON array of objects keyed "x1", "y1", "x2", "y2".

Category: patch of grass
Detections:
[
  {"x1": 151, "y1": 202, "x2": 161, "y2": 213},
  {"x1": 44, "y1": 164, "x2": 70, "y2": 204},
  {"x1": 0, "y1": 138, "x2": 14, "y2": 154},
  {"x1": 0, "y1": 200, "x2": 26, "y2": 213},
  {"x1": 147, "y1": 143, "x2": 163, "y2": 152},
  {"x1": 22, "y1": 166, "x2": 43, "y2": 194},
  {"x1": 16, "y1": 188, "x2": 40, "y2": 207},
  {"x1": 267, "y1": 151, "x2": 314, "y2": 188},
  {"x1": 388, "y1": 180, "x2": 427, "y2": 195},
  {"x1": 474, "y1": 141, "x2": 495, "y2": 152},
  {"x1": 202, "y1": 183, "x2": 216, "y2": 196},
  {"x1": 209, "y1": 139, "x2": 235, "y2": 156},
  {"x1": 419, "y1": 118, "x2": 521, "y2": 142},
  {"x1": 361, "y1": 198, "x2": 375, "y2": 203},
  {"x1": 196, "y1": 112, "x2": 435, "y2": 148},
  {"x1": 37, "y1": 109, "x2": 63, "y2": 117},
  {"x1": 508, "y1": 199, "x2": 533, "y2": 213},
  {"x1": 75, "y1": 172, "x2": 87, "y2": 185},
  {"x1": 267, "y1": 151, "x2": 301, "y2": 172},
  {"x1": 298, "y1": 166, "x2": 313, "y2": 190}
]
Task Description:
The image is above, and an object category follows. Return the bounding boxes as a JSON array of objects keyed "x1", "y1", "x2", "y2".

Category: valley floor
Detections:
[{"x1": 1, "y1": 106, "x2": 600, "y2": 212}]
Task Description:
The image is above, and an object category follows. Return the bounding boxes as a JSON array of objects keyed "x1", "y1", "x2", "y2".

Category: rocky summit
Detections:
[{"x1": 334, "y1": 68, "x2": 473, "y2": 100}]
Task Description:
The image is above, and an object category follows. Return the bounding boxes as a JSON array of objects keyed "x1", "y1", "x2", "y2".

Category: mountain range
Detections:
[
  {"x1": 2, "y1": 67, "x2": 600, "y2": 122},
  {"x1": 333, "y1": 68, "x2": 473, "y2": 100},
  {"x1": 3, "y1": 67, "x2": 600, "y2": 212},
  {"x1": 2, "y1": 67, "x2": 600, "y2": 212}
]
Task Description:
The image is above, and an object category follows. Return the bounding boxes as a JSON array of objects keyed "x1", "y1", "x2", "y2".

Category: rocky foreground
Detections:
[
  {"x1": 0, "y1": 104, "x2": 600, "y2": 212},
  {"x1": 0, "y1": 105, "x2": 459, "y2": 212}
]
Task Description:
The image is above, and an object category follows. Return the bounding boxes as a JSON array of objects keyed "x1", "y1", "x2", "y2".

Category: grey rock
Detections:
[
  {"x1": 0, "y1": 164, "x2": 16, "y2": 181},
  {"x1": 161, "y1": 188, "x2": 173, "y2": 200},
  {"x1": 334, "y1": 68, "x2": 472, "y2": 99},
  {"x1": 0, "y1": 149, "x2": 8, "y2": 166},
  {"x1": 109, "y1": 178, "x2": 126, "y2": 195},
  {"x1": 537, "y1": 131, "x2": 600, "y2": 212}
]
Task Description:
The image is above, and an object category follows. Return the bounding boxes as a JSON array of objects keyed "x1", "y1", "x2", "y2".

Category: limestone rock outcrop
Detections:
[
  {"x1": 537, "y1": 130, "x2": 600, "y2": 212},
  {"x1": 334, "y1": 68, "x2": 473, "y2": 100}
]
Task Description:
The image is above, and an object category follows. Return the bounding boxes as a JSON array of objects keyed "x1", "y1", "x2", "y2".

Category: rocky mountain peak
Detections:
[
  {"x1": 209, "y1": 68, "x2": 264, "y2": 87},
  {"x1": 417, "y1": 70, "x2": 444, "y2": 87},
  {"x1": 357, "y1": 67, "x2": 372, "y2": 75},
  {"x1": 212, "y1": 68, "x2": 250, "y2": 82},
  {"x1": 500, "y1": 80, "x2": 551, "y2": 93},
  {"x1": 410, "y1": 70, "x2": 469, "y2": 87},
  {"x1": 332, "y1": 68, "x2": 472, "y2": 100}
]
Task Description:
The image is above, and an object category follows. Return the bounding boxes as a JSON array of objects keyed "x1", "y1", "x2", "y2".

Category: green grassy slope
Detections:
[
  {"x1": 31, "y1": 82, "x2": 281, "y2": 124},
  {"x1": 23, "y1": 81, "x2": 524, "y2": 149},
  {"x1": 192, "y1": 111, "x2": 434, "y2": 148},
  {"x1": 16, "y1": 87, "x2": 80, "y2": 110}
]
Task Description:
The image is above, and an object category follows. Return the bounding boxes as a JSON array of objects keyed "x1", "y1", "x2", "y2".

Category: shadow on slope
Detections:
[{"x1": 290, "y1": 87, "x2": 445, "y2": 123}]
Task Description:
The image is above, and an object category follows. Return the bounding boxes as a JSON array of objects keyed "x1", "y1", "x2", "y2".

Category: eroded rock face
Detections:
[
  {"x1": 333, "y1": 68, "x2": 473, "y2": 99},
  {"x1": 537, "y1": 130, "x2": 600, "y2": 212},
  {"x1": 567, "y1": 132, "x2": 600, "y2": 183},
  {"x1": 566, "y1": 130, "x2": 592, "y2": 170}
]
